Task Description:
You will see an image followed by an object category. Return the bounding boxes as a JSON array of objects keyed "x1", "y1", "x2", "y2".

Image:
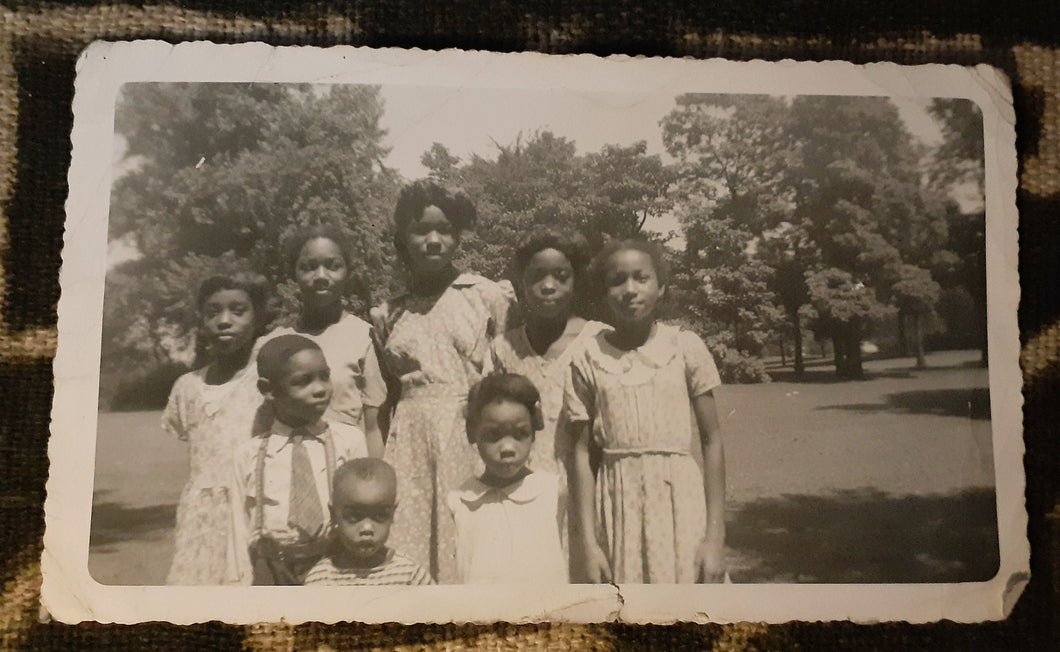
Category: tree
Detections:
[
  {"x1": 927, "y1": 99, "x2": 987, "y2": 364},
  {"x1": 805, "y1": 268, "x2": 895, "y2": 378},
  {"x1": 669, "y1": 198, "x2": 778, "y2": 383},
  {"x1": 927, "y1": 98, "x2": 985, "y2": 198},
  {"x1": 661, "y1": 94, "x2": 792, "y2": 211},
  {"x1": 583, "y1": 142, "x2": 674, "y2": 239},
  {"x1": 891, "y1": 264, "x2": 942, "y2": 368},
  {"x1": 758, "y1": 223, "x2": 817, "y2": 377},
  {"x1": 421, "y1": 132, "x2": 673, "y2": 283},
  {"x1": 661, "y1": 95, "x2": 792, "y2": 380},
  {"x1": 103, "y1": 83, "x2": 400, "y2": 407},
  {"x1": 421, "y1": 142, "x2": 461, "y2": 178},
  {"x1": 660, "y1": 93, "x2": 958, "y2": 380},
  {"x1": 786, "y1": 96, "x2": 946, "y2": 378}
]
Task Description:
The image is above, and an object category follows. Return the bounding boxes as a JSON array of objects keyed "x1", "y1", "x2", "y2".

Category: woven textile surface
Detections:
[{"x1": 1, "y1": 2, "x2": 1059, "y2": 649}]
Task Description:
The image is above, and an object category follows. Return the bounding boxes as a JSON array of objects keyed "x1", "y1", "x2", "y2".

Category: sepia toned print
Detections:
[{"x1": 43, "y1": 43, "x2": 1023, "y2": 625}]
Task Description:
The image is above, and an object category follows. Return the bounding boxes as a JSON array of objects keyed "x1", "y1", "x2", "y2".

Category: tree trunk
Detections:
[
  {"x1": 897, "y1": 310, "x2": 909, "y2": 357},
  {"x1": 833, "y1": 327, "x2": 865, "y2": 380},
  {"x1": 979, "y1": 306, "x2": 989, "y2": 367},
  {"x1": 914, "y1": 313, "x2": 927, "y2": 369},
  {"x1": 849, "y1": 334, "x2": 864, "y2": 378},
  {"x1": 790, "y1": 309, "x2": 804, "y2": 379},
  {"x1": 779, "y1": 338, "x2": 787, "y2": 367},
  {"x1": 833, "y1": 335, "x2": 848, "y2": 378}
]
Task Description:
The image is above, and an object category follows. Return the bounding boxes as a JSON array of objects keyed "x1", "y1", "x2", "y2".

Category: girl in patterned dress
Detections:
[
  {"x1": 489, "y1": 230, "x2": 605, "y2": 579},
  {"x1": 161, "y1": 274, "x2": 268, "y2": 585},
  {"x1": 564, "y1": 240, "x2": 727, "y2": 584},
  {"x1": 261, "y1": 228, "x2": 387, "y2": 457},
  {"x1": 371, "y1": 180, "x2": 516, "y2": 583}
]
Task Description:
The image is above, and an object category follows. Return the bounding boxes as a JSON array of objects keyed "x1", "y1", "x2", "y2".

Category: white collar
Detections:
[
  {"x1": 268, "y1": 419, "x2": 328, "y2": 451},
  {"x1": 455, "y1": 471, "x2": 551, "y2": 506},
  {"x1": 592, "y1": 322, "x2": 680, "y2": 371}
]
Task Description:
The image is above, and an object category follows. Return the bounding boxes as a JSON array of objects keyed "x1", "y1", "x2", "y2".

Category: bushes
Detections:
[
  {"x1": 694, "y1": 327, "x2": 772, "y2": 384},
  {"x1": 107, "y1": 362, "x2": 190, "y2": 412},
  {"x1": 716, "y1": 347, "x2": 771, "y2": 384}
]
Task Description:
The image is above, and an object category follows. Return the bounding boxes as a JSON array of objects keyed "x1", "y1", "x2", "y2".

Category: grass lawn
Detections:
[
  {"x1": 89, "y1": 349, "x2": 997, "y2": 585},
  {"x1": 721, "y1": 350, "x2": 996, "y2": 582},
  {"x1": 88, "y1": 410, "x2": 187, "y2": 585}
]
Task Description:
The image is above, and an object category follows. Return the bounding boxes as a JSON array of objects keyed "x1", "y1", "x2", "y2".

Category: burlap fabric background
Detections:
[{"x1": 0, "y1": 2, "x2": 1057, "y2": 649}]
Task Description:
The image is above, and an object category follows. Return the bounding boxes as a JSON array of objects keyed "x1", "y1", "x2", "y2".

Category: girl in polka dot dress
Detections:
[{"x1": 564, "y1": 240, "x2": 726, "y2": 584}]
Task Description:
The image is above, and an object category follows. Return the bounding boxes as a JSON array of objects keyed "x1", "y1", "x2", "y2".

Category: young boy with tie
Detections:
[{"x1": 234, "y1": 334, "x2": 368, "y2": 585}]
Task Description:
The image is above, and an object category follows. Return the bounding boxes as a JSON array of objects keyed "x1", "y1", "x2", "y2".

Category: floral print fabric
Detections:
[
  {"x1": 563, "y1": 323, "x2": 721, "y2": 583},
  {"x1": 373, "y1": 273, "x2": 515, "y2": 583},
  {"x1": 160, "y1": 363, "x2": 262, "y2": 585}
]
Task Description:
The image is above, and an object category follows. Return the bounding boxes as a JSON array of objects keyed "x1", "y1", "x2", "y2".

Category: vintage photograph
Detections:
[{"x1": 43, "y1": 43, "x2": 1023, "y2": 624}]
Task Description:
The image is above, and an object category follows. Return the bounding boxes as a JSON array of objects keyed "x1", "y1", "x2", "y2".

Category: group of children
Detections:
[{"x1": 161, "y1": 179, "x2": 726, "y2": 587}]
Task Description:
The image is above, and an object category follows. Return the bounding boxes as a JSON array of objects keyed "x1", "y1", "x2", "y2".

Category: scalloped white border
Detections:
[{"x1": 43, "y1": 41, "x2": 1025, "y2": 625}]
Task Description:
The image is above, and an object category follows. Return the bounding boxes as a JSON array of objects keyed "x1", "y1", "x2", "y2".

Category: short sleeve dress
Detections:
[
  {"x1": 260, "y1": 312, "x2": 386, "y2": 429},
  {"x1": 563, "y1": 323, "x2": 721, "y2": 584},
  {"x1": 372, "y1": 273, "x2": 515, "y2": 583},
  {"x1": 161, "y1": 362, "x2": 262, "y2": 585}
]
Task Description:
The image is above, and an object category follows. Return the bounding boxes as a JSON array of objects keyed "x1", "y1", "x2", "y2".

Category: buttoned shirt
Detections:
[{"x1": 234, "y1": 419, "x2": 368, "y2": 544}]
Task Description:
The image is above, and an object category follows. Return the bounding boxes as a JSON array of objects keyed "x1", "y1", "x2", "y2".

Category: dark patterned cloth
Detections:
[{"x1": 1, "y1": 2, "x2": 1058, "y2": 649}]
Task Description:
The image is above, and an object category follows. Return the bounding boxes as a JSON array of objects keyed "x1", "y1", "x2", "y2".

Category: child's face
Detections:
[
  {"x1": 404, "y1": 205, "x2": 457, "y2": 276},
  {"x1": 201, "y1": 289, "x2": 256, "y2": 355},
  {"x1": 268, "y1": 349, "x2": 332, "y2": 426},
  {"x1": 472, "y1": 399, "x2": 534, "y2": 483},
  {"x1": 521, "y1": 248, "x2": 575, "y2": 321},
  {"x1": 331, "y1": 474, "x2": 396, "y2": 561},
  {"x1": 603, "y1": 249, "x2": 665, "y2": 329},
  {"x1": 295, "y1": 237, "x2": 348, "y2": 310}
]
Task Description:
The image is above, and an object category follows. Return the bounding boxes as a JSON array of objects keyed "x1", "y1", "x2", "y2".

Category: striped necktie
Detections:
[{"x1": 287, "y1": 430, "x2": 324, "y2": 538}]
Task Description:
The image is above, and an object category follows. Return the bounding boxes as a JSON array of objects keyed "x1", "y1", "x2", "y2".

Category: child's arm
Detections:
[
  {"x1": 361, "y1": 340, "x2": 387, "y2": 458},
  {"x1": 692, "y1": 392, "x2": 726, "y2": 583},
  {"x1": 368, "y1": 305, "x2": 398, "y2": 442},
  {"x1": 229, "y1": 442, "x2": 255, "y2": 585},
  {"x1": 572, "y1": 421, "x2": 611, "y2": 584},
  {"x1": 160, "y1": 375, "x2": 189, "y2": 441},
  {"x1": 362, "y1": 408, "x2": 384, "y2": 458}
]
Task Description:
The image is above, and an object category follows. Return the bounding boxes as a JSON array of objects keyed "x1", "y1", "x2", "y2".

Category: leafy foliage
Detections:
[
  {"x1": 662, "y1": 94, "x2": 974, "y2": 379},
  {"x1": 927, "y1": 98, "x2": 985, "y2": 195},
  {"x1": 103, "y1": 83, "x2": 400, "y2": 407},
  {"x1": 422, "y1": 132, "x2": 674, "y2": 284}
]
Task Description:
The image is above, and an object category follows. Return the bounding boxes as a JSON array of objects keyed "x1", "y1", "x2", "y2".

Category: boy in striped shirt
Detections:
[{"x1": 304, "y1": 458, "x2": 432, "y2": 586}]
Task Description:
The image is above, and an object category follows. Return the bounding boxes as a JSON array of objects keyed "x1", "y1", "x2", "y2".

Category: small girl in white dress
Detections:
[{"x1": 447, "y1": 373, "x2": 567, "y2": 584}]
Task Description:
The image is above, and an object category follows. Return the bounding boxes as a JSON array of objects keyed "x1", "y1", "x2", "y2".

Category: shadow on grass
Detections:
[
  {"x1": 817, "y1": 387, "x2": 991, "y2": 420},
  {"x1": 90, "y1": 496, "x2": 176, "y2": 549},
  {"x1": 768, "y1": 367, "x2": 914, "y2": 383},
  {"x1": 766, "y1": 355, "x2": 986, "y2": 384},
  {"x1": 726, "y1": 487, "x2": 999, "y2": 583}
]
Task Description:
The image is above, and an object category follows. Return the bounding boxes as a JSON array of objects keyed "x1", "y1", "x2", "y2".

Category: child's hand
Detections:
[
  {"x1": 583, "y1": 543, "x2": 612, "y2": 584},
  {"x1": 694, "y1": 538, "x2": 725, "y2": 584}
]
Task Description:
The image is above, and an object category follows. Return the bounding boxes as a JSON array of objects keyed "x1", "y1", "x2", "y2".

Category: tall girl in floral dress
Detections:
[
  {"x1": 161, "y1": 274, "x2": 268, "y2": 585},
  {"x1": 372, "y1": 180, "x2": 516, "y2": 583},
  {"x1": 564, "y1": 240, "x2": 727, "y2": 584},
  {"x1": 489, "y1": 230, "x2": 604, "y2": 578}
]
